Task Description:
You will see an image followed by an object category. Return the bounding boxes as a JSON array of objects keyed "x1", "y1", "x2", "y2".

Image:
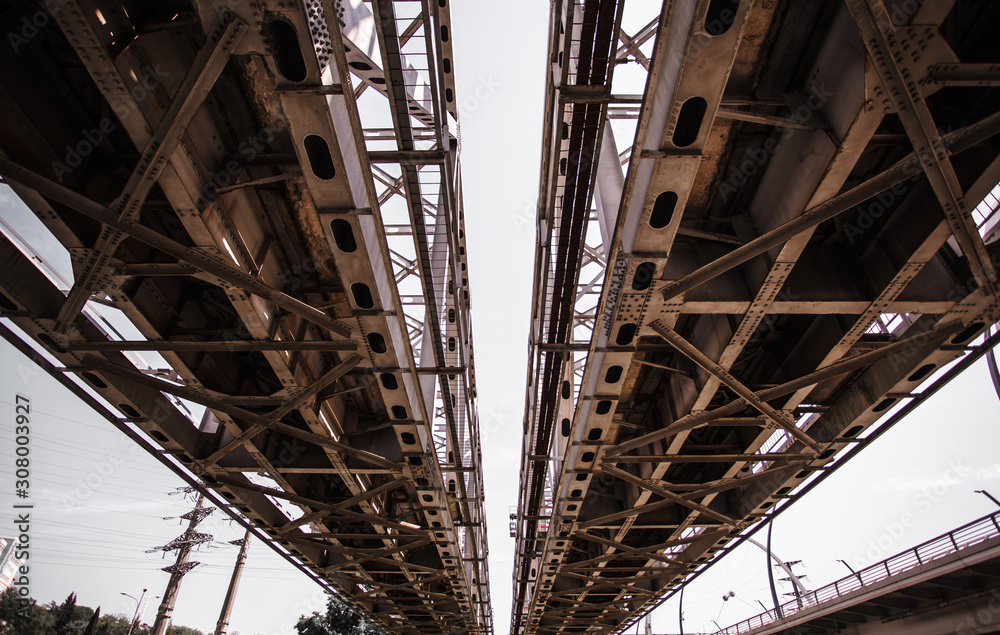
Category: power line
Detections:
[
  {"x1": 0, "y1": 431, "x2": 174, "y2": 475},
  {"x1": 0, "y1": 467, "x2": 186, "y2": 497}
]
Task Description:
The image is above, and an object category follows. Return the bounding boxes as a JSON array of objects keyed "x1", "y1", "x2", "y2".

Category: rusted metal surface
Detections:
[
  {"x1": 0, "y1": 0, "x2": 491, "y2": 632},
  {"x1": 510, "y1": 1, "x2": 1000, "y2": 633}
]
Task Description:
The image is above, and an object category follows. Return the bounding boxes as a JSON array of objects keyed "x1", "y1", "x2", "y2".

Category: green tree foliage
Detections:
[
  {"x1": 52, "y1": 592, "x2": 93, "y2": 635},
  {"x1": 0, "y1": 587, "x2": 49, "y2": 634},
  {"x1": 94, "y1": 612, "x2": 150, "y2": 635},
  {"x1": 83, "y1": 607, "x2": 100, "y2": 635},
  {"x1": 0, "y1": 588, "x2": 201, "y2": 635},
  {"x1": 294, "y1": 595, "x2": 382, "y2": 635}
]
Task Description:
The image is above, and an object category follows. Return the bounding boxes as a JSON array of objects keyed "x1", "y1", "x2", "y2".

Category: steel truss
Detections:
[
  {"x1": 512, "y1": 1, "x2": 1000, "y2": 633},
  {"x1": 0, "y1": 0, "x2": 490, "y2": 632}
]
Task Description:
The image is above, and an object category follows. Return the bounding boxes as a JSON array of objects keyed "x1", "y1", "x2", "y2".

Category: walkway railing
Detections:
[{"x1": 717, "y1": 511, "x2": 1000, "y2": 634}]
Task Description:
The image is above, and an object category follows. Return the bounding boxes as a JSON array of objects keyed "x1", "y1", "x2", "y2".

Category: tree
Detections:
[
  {"x1": 94, "y1": 612, "x2": 145, "y2": 635},
  {"x1": 0, "y1": 590, "x2": 209, "y2": 635},
  {"x1": 84, "y1": 607, "x2": 101, "y2": 635},
  {"x1": 294, "y1": 595, "x2": 382, "y2": 635},
  {"x1": 0, "y1": 587, "x2": 48, "y2": 634},
  {"x1": 53, "y1": 592, "x2": 84, "y2": 635}
]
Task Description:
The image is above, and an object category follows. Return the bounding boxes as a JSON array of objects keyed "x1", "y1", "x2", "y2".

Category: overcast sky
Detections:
[{"x1": 1, "y1": 2, "x2": 999, "y2": 634}]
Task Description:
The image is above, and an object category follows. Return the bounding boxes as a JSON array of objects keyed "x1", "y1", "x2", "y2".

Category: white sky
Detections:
[{"x1": 1, "y1": 2, "x2": 999, "y2": 634}]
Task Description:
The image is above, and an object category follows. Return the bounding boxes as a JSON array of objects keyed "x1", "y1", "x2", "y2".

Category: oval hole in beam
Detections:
[
  {"x1": 118, "y1": 403, "x2": 140, "y2": 418},
  {"x1": 367, "y1": 332, "x2": 388, "y2": 354},
  {"x1": 632, "y1": 262, "x2": 656, "y2": 291},
  {"x1": 673, "y1": 96, "x2": 707, "y2": 148},
  {"x1": 330, "y1": 219, "x2": 357, "y2": 252},
  {"x1": 303, "y1": 135, "x2": 336, "y2": 180},
  {"x1": 705, "y1": 0, "x2": 740, "y2": 35},
  {"x1": 266, "y1": 19, "x2": 307, "y2": 82},
  {"x1": 616, "y1": 323, "x2": 636, "y2": 346},
  {"x1": 952, "y1": 322, "x2": 984, "y2": 344},
  {"x1": 82, "y1": 372, "x2": 107, "y2": 389},
  {"x1": 351, "y1": 282, "x2": 374, "y2": 309},
  {"x1": 649, "y1": 191, "x2": 678, "y2": 229},
  {"x1": 907, "y1": 363, "x2": 935, "y2": 382},
  {"x1": 0, "y1": 291, "x2": 17, "y2": 311}
]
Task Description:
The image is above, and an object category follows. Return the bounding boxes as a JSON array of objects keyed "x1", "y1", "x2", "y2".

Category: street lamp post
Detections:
[
  {"x1": 975, "y1": 489, "x2": 1000, "y2": 509},
  {"x1": 837, "y1": 559, "x2": 864, "y2": 586},
  {"x1": 140, "y1": 593, "x2": 161, "y2": 630},
  {"x1": 678, "y1": 585, "x2": 684, "y2": 635},
  {"x1": 121, "y1": 589, "x2": 147, "y2": 635}
]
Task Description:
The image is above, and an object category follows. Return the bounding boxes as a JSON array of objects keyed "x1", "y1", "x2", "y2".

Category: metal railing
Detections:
[{"x1": 718, "y1": 511, "x2": 1000, "y2": 634}]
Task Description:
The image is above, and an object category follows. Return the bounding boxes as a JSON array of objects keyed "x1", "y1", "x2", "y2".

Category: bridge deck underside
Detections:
[
  {"x1": 0, "y1": 1, "x2": 491, "y2": 633},
  {"x1": 513, "y1": 1, "x2": 1000, "y2": 633}
]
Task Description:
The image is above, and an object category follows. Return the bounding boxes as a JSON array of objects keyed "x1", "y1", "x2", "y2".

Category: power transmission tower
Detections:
[
  {"x1": 215, "y1": 528, "x2": 252, "y2": 635},
  {"x1": 149, "y1": 493, "x2": 213, "y2": 635}
]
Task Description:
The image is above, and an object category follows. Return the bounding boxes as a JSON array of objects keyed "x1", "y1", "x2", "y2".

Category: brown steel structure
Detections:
[
  {"x1": 511, "y1": 1, "x2": 1000, "y2": 633},
  {"x1": 0, "y1": 1, "x2": 491, "y2": 633}
]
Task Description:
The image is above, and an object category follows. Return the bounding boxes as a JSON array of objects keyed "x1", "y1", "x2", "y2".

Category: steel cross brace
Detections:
[
  {"x1": 598, "y1": 464, "x2": 736, "y2": 526},
  {"x1": 67, "y1": 340, "x2": 358, "y2": 352},
  {"x1": 54, "y1": 15, "x2": 248, "y2": 334},
  {"x1": 0, "y1": 156, "x2": 352, "y2": 338},
  {"x1": 568, "y1": 528, "x2": 731, "y2": 570},
  {"x1": 608, "y1": 319, "x2": 964, "y2": 455},
  {"x1": 571, "y1": 531, "x2": 682, "y2": 566},
  {"x1": 275, "y1": 477, "x2": 410, "y2": 535},
  {"x1": 77, "y1": 355, "x2": 399, "y2": 471},
  {"x1": 288, "y1": 536, "x2": 439, "y2": 574},
  {"x1": 202, "y1": 354, "x2": 363, "y2": 463},
  {"x1": 845, "y1": 0, "x2": 998, "y2": 297},
  {"x1": 649, "y1": 320, "x2": 823, "y2": 454},
  {"x1": 319, "y1": 538, "x2": 434, "y2": 572},
  {"x1": 213, "y1": 475, "x2": 421, "y2": 536},
  {"x1": 659, "y1": 109, "x2": 1000, "y2": 300}
]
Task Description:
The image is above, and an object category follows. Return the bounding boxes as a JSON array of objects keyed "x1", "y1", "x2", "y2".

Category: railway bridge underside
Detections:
[
  {"x1": 0, "y1": 1, "x2": 492, "y2": 633},
  {"x1": 512, "y1": 1, "x2": 1000, "y2": 633}
]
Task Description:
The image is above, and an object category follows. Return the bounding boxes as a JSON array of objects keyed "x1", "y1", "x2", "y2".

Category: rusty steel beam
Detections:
[
  {"x1": 66, "y1": 340, "x2": 358, "y2": 352},
  {"x1": 608, "y1": 319, "x2": 963, "y2": 456},
  {"x1": 202, "y1": 354, "x2": 363, "y2": 464},
  {"x1": 53, "y1": 16, "x2": 248, "y2": 335},
  {"x1": 649, "y1": 320, "x2": 823, "y2": 454},
  {"x1": 659, "y1": 110, "x2": 1000, "y2": 301},
  {"x1": 511, "y1": 2, "x2": 1000, "y2": 632},
  {"x1": 0, "y1": 157, "x2": 353, "y2": 338},
  {"x1": 844, "y1": 0, "x2": 998, "y2": 297},
  {"x1": 0, "y1": 1, "x2": 493, "y2": 629}
]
